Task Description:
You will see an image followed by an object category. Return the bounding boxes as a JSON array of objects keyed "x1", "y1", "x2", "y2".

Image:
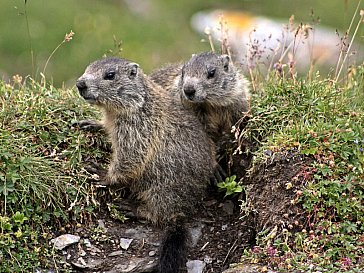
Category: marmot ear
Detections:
[
  {"x1": 221, "y1": 54, "x2": 230, "y2": 71},
  {"x1": 128, "y1": 62, "x2": 139, "y2": 79}
]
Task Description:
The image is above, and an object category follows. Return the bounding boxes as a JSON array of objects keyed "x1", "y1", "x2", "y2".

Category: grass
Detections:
[
  {"x1": 0, "y1": 1, "x2": 363, "y2": 272},
  {"x1": 238, "y1": 65, "x2": 364, "y2": 271},
  {"x1": 1, "y1": 66, "x2": 363, "y2": 272},
  {"x1": 0, "y1": 0, "x2": 361, "y2": 86},
  {"x1": 0, "y1": 77, "x2": 108, "y2": 271}
]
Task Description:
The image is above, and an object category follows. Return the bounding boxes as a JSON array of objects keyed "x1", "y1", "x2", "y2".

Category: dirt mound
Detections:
[{"x1": 53, "y1": 149, "x2": 310, "y2": 273}]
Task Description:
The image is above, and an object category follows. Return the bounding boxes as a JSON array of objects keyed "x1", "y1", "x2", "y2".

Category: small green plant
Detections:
[
  {"x1": 217, "y1": 175, "x2": 243, "y2": 197},
  {"x1": 104, "y1": 35, "x2": 124, "y2": 58},
  {"x1": 107, "y1": 203, "x2": 129, "y2": 223},
  {"x1": 0, "y1": 211, "x2": 42, "y2": 272}
]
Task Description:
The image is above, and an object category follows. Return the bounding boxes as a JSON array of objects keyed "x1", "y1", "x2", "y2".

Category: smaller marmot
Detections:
[
  {"x1": 150, "y1": 52, "x2": 251, "y2": 176},
  {"x1": 76, "y1": 57, "x2": 217, "y2": 273},
  {"x1": 150, "y1": 51, "x2": 250, "y2": 144}
]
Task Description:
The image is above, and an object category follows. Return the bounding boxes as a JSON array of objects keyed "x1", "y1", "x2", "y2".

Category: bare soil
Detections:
[{"x1": 55, "y1": 148, "x2": 311, "y2": 273}]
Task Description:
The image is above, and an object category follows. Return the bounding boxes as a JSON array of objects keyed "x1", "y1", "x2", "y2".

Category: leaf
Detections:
[
  {"x1": 301, "y1": 147, "x2": 317, "y2": 155},
  {"x1": 0, "y1": 180, "x2": 15, "y2": 196},
  {"x1": 12, "y1": 211, "x2": 28, "y2": 225}
]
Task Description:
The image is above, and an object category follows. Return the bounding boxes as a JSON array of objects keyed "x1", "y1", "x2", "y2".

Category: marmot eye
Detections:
[
  {"x1": 104, "y1": 70, "x2": 116, "y2": 80},
  {"x1": 207, "y1": 68, "x2": 216, "y2": 79}
]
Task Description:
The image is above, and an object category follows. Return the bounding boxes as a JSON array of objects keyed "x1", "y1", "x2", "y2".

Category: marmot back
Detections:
[
  {"x1": 149, "y1": 63, "x2": 182, "y2": 94},
  {"x1": 76, "y1": 57, "x2": 216, "y2": 273}
]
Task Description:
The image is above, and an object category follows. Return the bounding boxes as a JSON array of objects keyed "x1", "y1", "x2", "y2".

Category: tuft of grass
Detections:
[
  {"x1": 239, "y1": 64, "x2": 364, "y2": 272},
  {"x1": 0, "y1": 77, "x2": 107, "y2": 271}
]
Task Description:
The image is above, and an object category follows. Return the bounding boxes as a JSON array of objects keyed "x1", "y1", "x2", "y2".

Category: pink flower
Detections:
[
  {"x1": 341, "y1": 257, "x2": 352, "y2": 268},
  {"x1": 266, "y1": 246, "x2": 277, "y2": 257}
]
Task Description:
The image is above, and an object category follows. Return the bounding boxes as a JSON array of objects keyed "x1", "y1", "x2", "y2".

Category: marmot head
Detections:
[
  {"x1": 179, "y1": 52, "x2": 238, "y2": 105},
  {"x1": 76, "y1": 57, "x2": 147, "y2": 112}
]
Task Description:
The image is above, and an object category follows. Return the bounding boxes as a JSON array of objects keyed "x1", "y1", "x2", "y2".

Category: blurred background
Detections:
[{"x1": 0, "y1": 0, "x2": 363, "y2": 86}]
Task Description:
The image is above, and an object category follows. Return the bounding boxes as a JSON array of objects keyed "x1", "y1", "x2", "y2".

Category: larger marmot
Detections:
[{"x1": 76, "y1": 57, "x2": 217, "y2": 273}]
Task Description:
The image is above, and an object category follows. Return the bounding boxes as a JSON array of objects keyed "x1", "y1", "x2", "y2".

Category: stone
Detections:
[
  {"x1": 186, "y1": 260, "x2": 205, "y2": 273},
  {"x1": 50, "y1": 234, "x2": 80, "y2": 250},
  {"x1": 108, "y1": 250, "x2": 123, "y2": 257},
  {"x1": 120, "y1": 238, "x2": 133, "y2": 250},
  {"x1": 148, "y1": 250, "x2": 156, "y2": 257}
]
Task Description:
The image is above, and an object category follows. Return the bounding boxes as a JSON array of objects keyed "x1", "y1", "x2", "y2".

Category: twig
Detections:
[
  {"x1": 335, "y1": 1, "x2": 363, "y2": 82},
  {"x1": 200, "y1": 242, "x2": 210, "y2": 251},
  {"x1": 42, "y1": 31, "x2": 75, "y2": 78},
  {"x1": 223, "y1": 238, "x2": 239, "y2": 265},
  {"x1": 23, "y1": 1, "x2": 35, "y2": 77}
]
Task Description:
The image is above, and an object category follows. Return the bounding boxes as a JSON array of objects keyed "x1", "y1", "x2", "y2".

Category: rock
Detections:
[
  {"x1": 98, "y1": 219, "x2": 107, "y2": 231},
  {"x1": 72, "y1": 257, "x2": 103, "y2": 269},
  {"x1": 148, "y1": 250, "x2": 156, "y2": 257},
  {"x1": 187, "y1": 260, "x2": 205, "y2": 273},
  {"x1": 222, "y1": 200, "x2": 235, "y2": 215},
  {"x1": 108, "y1": 250, "x2": 123, "y2": 257},
  {"x1": 76, "y1": 257, "x2": 87, "y2": 267},
  {"x1": 189, "y1": 222, "x2": 205, "y2": 247},
  {"x1": 204, "y1": 255, "x2": 212, "y2": 264},
  {"x1": 124, "y1": 227, "x2": 149, "y2": 240},
  {"x1": 50, "y1": 234, "x2": 80, "y2": 250},
  {"x1": 83, "y1": 238, "x2": 92, "y2": 248},
  {"x1": 104, "y1": 257, "x2": 157, "y2": 273},
  {"x1": 79, "y1": 248, "x2": 87, "y2": 257},
  {"x1": 120, "y1": 238, "x2": 133, "y2": 250}
]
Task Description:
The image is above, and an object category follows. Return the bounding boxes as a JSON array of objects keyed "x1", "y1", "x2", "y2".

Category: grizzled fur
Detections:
[
  {"x1": 150, "y1": 52, "x2": 250, "y2": 143},
  {"x1": 149, "y1": 63, "x2": 182, "y2": 93},
  {"x1": 76, "y1": 57, "x2": 216, "y2": 273}
]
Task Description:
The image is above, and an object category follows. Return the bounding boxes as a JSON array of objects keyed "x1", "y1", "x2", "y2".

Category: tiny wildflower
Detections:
[
  {"x1": 64, "y1": 30, "x2": 75, "y2": 42},
  {"x1": 340, "y1": 257, "x2": 352, "y2": 267},
  {"x1": 266, "y1": 246, "x2": 277, "y2": 257},
  {"x1": 12, "y1": 74, "x2": 23, "y2": 84}
]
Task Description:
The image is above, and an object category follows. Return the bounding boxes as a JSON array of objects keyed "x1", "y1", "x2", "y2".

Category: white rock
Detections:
[
  {"x1": 83, "y1": 238, "x2": 92, "y2": 248},
  {"x1": 187, "y1": 260, "x2": 205, "y2": 273},
  {"x1": 189, "y1": 223, "x2": 205, "y2": 247},
  {"x1": 120, "y1": 238, "x2": 133, "y2": 250},
  {"x1": 50, "y1": 234, "x2": 80, "y2": 250},
  {"x1": 108, "y1": 250, "x2": 123, "y2": 257}
]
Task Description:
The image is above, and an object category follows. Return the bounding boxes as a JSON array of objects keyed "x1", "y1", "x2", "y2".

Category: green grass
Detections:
[
  {"x1": 239, "y1": 66, "x2": 364, "y2": 272},
  {"x1": 0, "y1": 77, "x2": 107, "y2": 271},
  {"x1": 1, "y1": 65, "x2": 363, "y2": 271},
  {"x1": 0, "y1": 0, "x2": 361, "y2": 86},
  {"x1": 0, "y1": 2, "x2": 363, "y2": 269}
]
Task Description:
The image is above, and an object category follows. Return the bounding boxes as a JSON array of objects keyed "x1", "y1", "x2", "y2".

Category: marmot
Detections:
[
  {"x1": 76, "y1": 57, "x2": 217, "y2": 273},
  {"x1": 150, "y1": 51, "x2": 250, "y2": 144},
  {"x1": 149, "y1": 52, "x2": 250, "y2": 142}
]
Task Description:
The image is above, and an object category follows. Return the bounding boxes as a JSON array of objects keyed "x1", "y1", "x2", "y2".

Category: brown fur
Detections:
[
  {"x1": 76, "y1": 57, "x2": 217, "y2": 272},
  {"x1": 76, "y1": 57, "x2": 216, "y2": 225}
]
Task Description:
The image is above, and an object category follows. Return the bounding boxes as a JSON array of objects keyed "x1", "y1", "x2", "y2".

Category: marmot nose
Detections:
[
  {"x1": 184, "y1": 85, "x2": 196, "y2": 99},
  {"x1": 76, "y1": 79, "x2": 87, "y2": 95}
]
